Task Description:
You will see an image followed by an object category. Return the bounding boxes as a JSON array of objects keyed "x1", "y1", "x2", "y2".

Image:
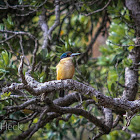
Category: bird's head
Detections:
[{"x1": 60, "y1": 51, "x2": 80, "y2": 59}]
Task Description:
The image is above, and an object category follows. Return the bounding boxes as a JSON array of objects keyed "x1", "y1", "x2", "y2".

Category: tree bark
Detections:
[{"x1": 123, "y1": 0, "x2": 140, "y2": 100}]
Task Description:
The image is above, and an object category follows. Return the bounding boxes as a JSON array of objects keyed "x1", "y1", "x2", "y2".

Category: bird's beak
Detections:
[{"x1": 70, "y1": 53, "x2": 80, "y2": 57}]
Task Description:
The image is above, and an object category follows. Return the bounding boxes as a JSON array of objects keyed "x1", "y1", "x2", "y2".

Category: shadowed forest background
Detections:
[{"x1": 0, "y1": 0, "x2": 140, "y2": 140}]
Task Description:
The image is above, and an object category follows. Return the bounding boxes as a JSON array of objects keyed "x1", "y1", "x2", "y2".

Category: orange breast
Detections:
[{"x1": 56, "y1": 57, "x2": 75, "y2": 80}]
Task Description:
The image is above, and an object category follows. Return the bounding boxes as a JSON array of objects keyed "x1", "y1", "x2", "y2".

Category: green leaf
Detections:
[
  {"x1": 129, "y1": 116, "x2": 140, "y2": 132},
  {"x1": 0, "y1": 23, "x2": 4, "y2": 30},
  {"x1": 128, "y1": 46, "x2": 134, "y2": 51},
  {"x1": 0, "y1": 72, "x2": 6, "y2": 80},
  {"x1": 7, "y1": 92, "x2": 11, "y2": 96},
  {"x1": 122, "y1": 58, "x2": 133, "y2": 67},
  {"x1": 0, "y1": 60, "x2": 4, "y2": 68},
  {"x1": 1, "y1": 51, "x2": 9, "y2": 66},
  {"x1": 84, "y1": 35, "x2": 89, "y2": 42},
  {"x1": 33, "y1": 118, "x2": 38, "y2": 123},
  {"x1": 92, "y1": 95, "x2": 98, "y2": 102},
  {"x1": 1, "y1": 92, "x2": 11, "y2": 99},
  {"x1": 111, "y1": 83, "x2": 115, "y2": 92},
  {"x1": 18, "y1": 0, "x2": 22, "y2": 4},
  {"x1": 7, "y1": 15, "x2": 14, "y2": 26}
]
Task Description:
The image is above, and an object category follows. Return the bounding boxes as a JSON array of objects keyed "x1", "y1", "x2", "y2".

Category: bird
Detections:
[{"x1": 56, "y1": 51, "x2": 80, "y2": 97}]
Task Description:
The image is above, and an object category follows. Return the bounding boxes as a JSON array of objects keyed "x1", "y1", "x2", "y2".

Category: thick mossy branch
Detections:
[{"x1": 3, "y1": 71, "x2": 140, "y2": 115}]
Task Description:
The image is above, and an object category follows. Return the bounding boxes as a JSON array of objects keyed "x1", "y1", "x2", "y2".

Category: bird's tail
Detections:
[{"x1": 59, "y1": 90, "x2": 64, "y2": 97}]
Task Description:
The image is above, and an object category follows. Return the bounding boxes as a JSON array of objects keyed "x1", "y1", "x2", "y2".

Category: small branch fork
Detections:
[
  {"x1": 0, "y1": 30, "x2": 36, "y2": 40},
  {"x1": 39, "y1": 0, "x2": 60, "y2": 49}
]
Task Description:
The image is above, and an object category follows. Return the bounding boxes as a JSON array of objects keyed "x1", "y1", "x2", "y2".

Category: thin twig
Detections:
[
  {"x1": 31, "y1": 39, "x2": 38, "y2": 71},
  {"x1": 0, "y1": 30, "x2": 35, "y2": 39},
  {"x1": 82, "y1": 0, "x2": 111, "y2": 16},
  {"x1": 18, "y1": 35, "x2": 30, "y2": 66}
]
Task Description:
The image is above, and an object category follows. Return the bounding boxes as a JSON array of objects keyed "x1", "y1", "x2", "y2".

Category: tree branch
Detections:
[
  {"x1": 39, "y1": 8, "x2": 49, "y2": 49},
  {"x1": 48, "y1": 0, "x2": 60, "y2": 40},
  {"x1": 0, "y1": 29, "x2": 36, "y2": 39},
  {"x1": 3, "y1": 71, "x2": 140, "y2": 115},
  {"x1": 18, "y1": 56, "x2": 27, "y2": 84},
  {"x1": 122, "y1": 0, "x2": 140, "y2": 100},
  {"x1": 82, "y1": 0, "x2": 112, "y2": 16}
]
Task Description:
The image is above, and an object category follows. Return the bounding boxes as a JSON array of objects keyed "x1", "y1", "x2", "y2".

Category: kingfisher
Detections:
[{"x1": 56, "y1": 51, "x2": 80, "y2": 97}]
